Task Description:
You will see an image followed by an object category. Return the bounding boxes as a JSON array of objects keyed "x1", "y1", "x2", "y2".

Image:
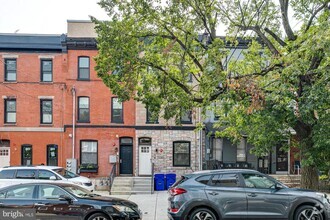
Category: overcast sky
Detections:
[{"x1": 0, "y1": 0, "x2": 109, "y2": 34}]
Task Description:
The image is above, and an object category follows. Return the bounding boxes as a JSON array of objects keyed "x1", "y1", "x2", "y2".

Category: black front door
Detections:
[
  {"x1": 47, "y1": 144, "x2": 58, "y2": 166},
  {"x1": 120, "y1": 145, "x2": 133, "y2": 175}
]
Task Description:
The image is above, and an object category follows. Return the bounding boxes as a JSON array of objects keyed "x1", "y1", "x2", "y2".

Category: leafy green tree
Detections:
[{"x1": 92, "y1": 0, "x2": 330, "y2": 189}]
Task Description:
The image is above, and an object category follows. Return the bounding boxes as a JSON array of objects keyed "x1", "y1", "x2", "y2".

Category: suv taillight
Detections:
[{"x1": 169, "y1": 188, "x2": 187, "y2": 196}]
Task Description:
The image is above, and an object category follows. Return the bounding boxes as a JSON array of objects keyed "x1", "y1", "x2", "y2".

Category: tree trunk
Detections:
[{"x1": 300, "y1": 165, "x2": 319, "y2": 190}]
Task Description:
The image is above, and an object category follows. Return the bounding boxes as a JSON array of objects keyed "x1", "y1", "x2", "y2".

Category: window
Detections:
[
  {"x1": 210, "y1": 174, "x2": 239, "y2": 187},
  {"x1": 16, "y1": 169, "x2": 36, "y2": 179},
  {"x1": 6, "y1": 185, "x2": 35, "y2": 199},
  {"x1": 38, "y1": 185, "x2": 69, "y2": 200},
  {"x1": 80, "y1": 141, "x2": 98, "y2": 167},
  {"x1": 0, "y1": 170, "x2": 15, "y2": 179},
  {"x1": 78, "y1": 97, "x2": 90, "y2": 122},
  {"x1": 242, "y1": 173, "x2": 276, "y2": 189},
  {"x1": 180, "y1": 110, "x2": 192, "y2": 124},
  {"x1": 38, "y1": 170, "x2": 58, "y2": 180},
  {"x1": 146, "y1": 106, "x2": 158, "y2": 124},
  {"x1": 237, "y1": 138, "x2": 247, "y2": 162},
  {"x1": 139, "y1": 137, "x2": 151, "y2": 145},
  {"x1": 41, "y1": 59, "x2": 52, "y2": 82},
  {"x1": 21, "y1": 145, "x2": 32, "y2": 165},
  {"x1": 40, "y1": 100, "x2": 52, "y2": 124},
  {"x1": 196, "y1": 175, "x2": 211, "y2": 185},
  {"x1": 173, "y1": 141, "x2": 190, "y2": 167},
  {"x1": 78, "y1": 57, "x2": 90, "y2": 80},
  {"x1": 4, "y1": 59, "x2": 16, "y2": 82},
  {"x1": 4, "y1": 99, "x2": 16, "y2": 123},
  {"x1": 111, "y1": 97, "x2": 123, "y2": 123}
]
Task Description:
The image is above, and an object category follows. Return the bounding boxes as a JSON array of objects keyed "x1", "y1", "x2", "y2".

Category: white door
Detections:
[
  {"x1": 139, "y1": 145, "x2": 152, "y2": 175},
  {"x1": 0, "y1": 147, "x2": 10, "y2": 167}
]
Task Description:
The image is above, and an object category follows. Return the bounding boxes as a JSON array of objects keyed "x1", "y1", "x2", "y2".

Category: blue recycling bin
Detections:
[
  {"x1": 165, "y1": 173, "x2": 176, "y2": 190},
  {"x1": 154, "y1": 173, "x2": 165, "y2": 191}
]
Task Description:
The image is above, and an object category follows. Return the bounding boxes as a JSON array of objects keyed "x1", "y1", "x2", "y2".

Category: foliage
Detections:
[{"x1": 93, "y1": 0, "x2": 330, "y2": 189}]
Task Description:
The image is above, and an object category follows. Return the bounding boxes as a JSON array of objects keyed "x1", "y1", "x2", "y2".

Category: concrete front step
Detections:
[
  {"x1": 270, "y1": 175, "x2": 301, "y2": 188},
  {"x1": 111, "y1": 176, "x2": 153, "y2": 195}
]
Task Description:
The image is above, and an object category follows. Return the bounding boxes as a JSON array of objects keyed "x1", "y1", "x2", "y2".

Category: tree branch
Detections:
[
  {"x1": 264, "y1": 27, "x2": 287, "y2": 47},
  {"x1": 238, "y1": 25, "x2": 280, "y2": 55},
  {"x1": 279, "y1": 0, "x2": 296, "y2": 41},
  {"x1": 163, "y1": 25, "x2": 204, "y2": 73},
  {"x1": 305, "y1": 1, "x2": 329, "y2": 33},
  {"x1": 231, "y1": 63, "x2": 284, "y2": 79}
]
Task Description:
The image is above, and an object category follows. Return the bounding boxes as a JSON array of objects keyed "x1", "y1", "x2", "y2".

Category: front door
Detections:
[
  {"x1": 47, "y1": 144, "x2": 58, "y2": 166},
  {"x1": 0, "y1": 147, "x2": 10, "y2": 167},
  {"x1": 139, "y1": 145, "x2": 151, "y2": 175},
  {"x1": 276, "y1": 146, "x2": 288, "y2": 172},
  {"x1": 119, "y1": 137, "x2": 133, "y2": 175}
]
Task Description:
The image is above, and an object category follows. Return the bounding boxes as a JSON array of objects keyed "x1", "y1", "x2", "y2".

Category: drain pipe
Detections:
[
  {"x1": 199, "y1": 107, "x2": 203, "y2": 171},
  {"x1": 71, "y1": 86, "x2": 76, "y2": 159}
]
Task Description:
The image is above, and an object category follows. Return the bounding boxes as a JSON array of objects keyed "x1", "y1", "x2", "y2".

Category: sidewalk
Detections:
[{"x1": 94, "y1": 190, "x2": 169, "y2": 220}]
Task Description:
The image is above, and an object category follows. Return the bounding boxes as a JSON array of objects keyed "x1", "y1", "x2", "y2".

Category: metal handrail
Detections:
[
  {"x1": 108, "y1": 163, "x2": 117, "y2": 195},
  {"x1": 151, "y1": 162, "x2": 154, "y2": 194}
]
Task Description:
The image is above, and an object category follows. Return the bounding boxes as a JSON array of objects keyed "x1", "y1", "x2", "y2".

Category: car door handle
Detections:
[
  {"x1": 34, "y1": 203, "x2": 46, "y2": 206},
  {"x1": 247, "y1": 193, "x2": 257, "y2": 197},
  {"x1": 208, "y1": 192, "x2": 219, "y2": 196}
]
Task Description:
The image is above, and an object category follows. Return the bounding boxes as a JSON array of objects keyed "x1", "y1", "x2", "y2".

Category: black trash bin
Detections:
[
  {"x1": 154, "y1": 173, "x2": 165, "y2": 191},
  {"x1": 165, "y1": 173, "x2": 176, "y2": 190}
]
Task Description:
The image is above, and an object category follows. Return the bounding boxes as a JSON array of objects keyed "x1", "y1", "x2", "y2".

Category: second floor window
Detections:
[
  {"x1": 180, "y1": 110, "x2": 192, "y2": 124},
  {"x1": 78, "y1": 97, "x2": 90, "y2": 122},
  {"x1": 146, "y1": 106, "x2": 158, "y2": 124},
  {"x1": 40, "y1": 100, "x2": 52, "y2": 124},
  {"x1": 111, "y1": 97, "x2": 123, "y2": 123},
  {"x1": 5, "y1": 99, "x2": 16, "y2": 123},
  {"x1": 78, "y1": 57, "x2": 90, "y2": 80},
  {"x1": 5, "y1": 59, "x2": 17, "y2": 82},
  {"x1": 41, "y1": 60, "x2": 53, "y2": 82}
]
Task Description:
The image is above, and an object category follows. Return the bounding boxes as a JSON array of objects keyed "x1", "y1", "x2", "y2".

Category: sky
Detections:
[{"x1": 0, "y1": 0, "x2": 109, "y2": 34}]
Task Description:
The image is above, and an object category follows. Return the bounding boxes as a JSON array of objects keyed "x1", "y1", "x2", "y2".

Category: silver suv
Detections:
[{"x1": 168, "y1": 169, "x2": 330, "y2": 220}]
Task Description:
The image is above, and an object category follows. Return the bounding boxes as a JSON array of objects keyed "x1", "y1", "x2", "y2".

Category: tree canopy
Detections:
[{"x1": 92, "y1": 0, "x2": 330, "y2": 189}]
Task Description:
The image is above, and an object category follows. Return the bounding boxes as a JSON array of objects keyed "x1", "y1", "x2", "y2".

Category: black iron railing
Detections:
[
  {"x1": 108, "y1": 163, "x2": 117, "y2": 195},
  {"x1": 206, "y1": 160, "x2": 252, "y2": 170},
  {"x1": 151, "y1": 162, "x2": 155, "y2": 194}
]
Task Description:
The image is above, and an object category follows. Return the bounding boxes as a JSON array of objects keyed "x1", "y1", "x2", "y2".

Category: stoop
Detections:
[{"x1": 110, "y1": 176, "x2": 152, "y2": 195}]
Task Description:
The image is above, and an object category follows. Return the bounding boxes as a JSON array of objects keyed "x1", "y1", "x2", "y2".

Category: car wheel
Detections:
[
  {"x1": 294, "y1": 205, "x2": 323, "y2": 220},
  {"x1": 188, "y1": 208, "x2": 217, "y2": 220},
  {"x1": 87, "y1": 213, "x2": 111, "y2": 220}
]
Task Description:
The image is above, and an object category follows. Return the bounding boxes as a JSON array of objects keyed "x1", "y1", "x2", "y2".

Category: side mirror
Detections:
[
  {"x1": 59, "y1": 195, "x2": 73, "y2": 203},
  {"x1": 49, "y1": 176, "x2": 57, "y2": 180},
  {"x1": 275, "y1": 183, "x2": 284, "y2": 190}
]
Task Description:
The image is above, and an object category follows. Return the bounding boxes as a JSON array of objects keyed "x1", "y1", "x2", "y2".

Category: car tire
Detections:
[
  {"x1": 294, "y1": 205, "x2": 323, "y2": 220},
  {"x1": 87, "y1": 213, "x2": 111, "y2": 220},
  {"x1": 188, "y1": 207, "x2": 217, "y2": 220}
]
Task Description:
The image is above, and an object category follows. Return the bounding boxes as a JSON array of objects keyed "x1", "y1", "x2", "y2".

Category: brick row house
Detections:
[
  {"x1": 0, "y1": 21, "x2": 200, "y2": 178},
  {"x1": 0, "y1": 21, "x2": 298, "y2": 179}
]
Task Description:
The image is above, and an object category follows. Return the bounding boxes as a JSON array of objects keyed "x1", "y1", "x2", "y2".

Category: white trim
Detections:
[
  {"x1": 38, "y1": 55, "x2": 55, "y2": 59},
  {"x1": 0, "y1": 127, "x2": 63, "y2": 132},
  {"x1": 2, "y1": 54, "x2": 18, "y2": 58},
  {"x1": 38, "y1": 96, "x2": 54, "y2": 100},
  {"x1": 2, "y1": 96, "x2": 16, "y2": 99}
]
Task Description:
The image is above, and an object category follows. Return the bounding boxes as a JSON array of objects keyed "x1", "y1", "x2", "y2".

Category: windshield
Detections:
[
  {"x1": 53, "y1": 168, "x2": 79, "y2": 179},
  {"x1": 64, "y1": 185, "x2": 99, "y2": 198}
]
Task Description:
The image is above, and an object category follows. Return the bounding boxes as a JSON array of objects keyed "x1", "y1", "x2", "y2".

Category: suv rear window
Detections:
[
  {"x1": 171, "y1": 175, "x2": 190, "y2": 188},
  {"x1": 0, "y1": 170, "x2": 16, "y2": 179},
  {"x1": 196, "y1": 175, "x2": 212, "y2": 185}
]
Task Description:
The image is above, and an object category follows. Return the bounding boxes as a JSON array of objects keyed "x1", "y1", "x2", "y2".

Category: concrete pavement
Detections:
[{"x1": 94, "y1": 190, "x2": 169, "y2": 220}]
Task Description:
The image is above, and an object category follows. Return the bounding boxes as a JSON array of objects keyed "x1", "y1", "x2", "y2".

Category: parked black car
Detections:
[
  {"x1": 0, "y1": 182, "x2": 142, "y2": 220},
  {"x1": 168, "y1": 169, "x2": 330, "y2": 220}
]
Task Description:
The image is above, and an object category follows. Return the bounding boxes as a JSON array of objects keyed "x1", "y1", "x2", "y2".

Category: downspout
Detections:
[
  {"x1": 71, "y1": 86, "x2": 76, "y2": 159},
  {"x1": 199, "y1": 107, "x2": 203, "y2": 170}
]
